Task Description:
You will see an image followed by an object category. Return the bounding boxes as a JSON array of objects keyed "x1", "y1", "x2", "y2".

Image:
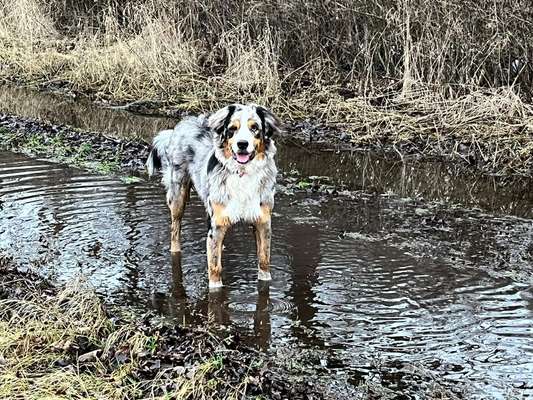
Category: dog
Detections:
[{"x1": 146, "y1": 104, "x2": 281, "y2": 289}]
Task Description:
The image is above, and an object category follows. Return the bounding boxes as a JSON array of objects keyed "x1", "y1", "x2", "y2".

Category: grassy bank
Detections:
[
  {"x1": 0, "y1": 0, "x2": 532, "y2": 175},
  {"x1": 0, "y1": 114, "x2": 150, "y2": 174}
]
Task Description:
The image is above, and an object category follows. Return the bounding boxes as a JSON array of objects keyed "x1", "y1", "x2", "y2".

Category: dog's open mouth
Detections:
[{"x1": 233, "y1": 151, "x2": 255, "y2": 164}]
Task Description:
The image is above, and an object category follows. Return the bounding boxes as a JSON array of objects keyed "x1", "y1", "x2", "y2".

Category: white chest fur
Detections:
[{"x1": 223, "y1": 172, "x2": 263, "y2": 223}]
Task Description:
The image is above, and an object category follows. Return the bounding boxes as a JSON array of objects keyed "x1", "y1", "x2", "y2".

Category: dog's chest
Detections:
[{"x1": 223, "y1": 172, "x2": 263, "y2": 223}]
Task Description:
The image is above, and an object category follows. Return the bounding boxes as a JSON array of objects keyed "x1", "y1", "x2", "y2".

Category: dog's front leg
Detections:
[
  {"x1": 254, "y1": 206, "x2": 272, "y2": 281},
  {"x1": 206, "y1": 224, "x2": 228, "y2": 289},
  {"x1": 207, "y1": 203, "x2": 230, "y2": 289}
]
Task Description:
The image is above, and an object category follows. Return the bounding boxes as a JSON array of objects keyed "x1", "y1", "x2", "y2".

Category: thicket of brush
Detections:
[
  {"x1": 0, "y1": 0, "x2": 532, "y2": 173},
  {"x1": 3, "y1": 0, "x2": 532, "y2": 100}
]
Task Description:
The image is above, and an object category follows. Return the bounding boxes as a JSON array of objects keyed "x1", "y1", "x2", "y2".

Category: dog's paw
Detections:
[
  {"x1": 208, "y1": 280, "x2": 224, "y2": 290},
  {"x1": 257, "y1": 270, "x2": 272, "y2": 281}
]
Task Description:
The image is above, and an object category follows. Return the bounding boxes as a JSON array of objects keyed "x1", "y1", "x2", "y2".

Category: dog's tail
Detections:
[
  {"x1": 146, "y1": 129, "x2": 174, "y2": 176},
  {"x1": 146, "y1": 146, "x2": 162, "y2": 176}
]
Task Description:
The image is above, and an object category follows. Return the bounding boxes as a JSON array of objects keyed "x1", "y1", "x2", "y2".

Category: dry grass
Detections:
[
  {"x1": 0, "y1": 278, "x2": 139, "y2": 399},
  {"x1": 216, "y1": 24, "x2": 281, "y2": 105},
  {"x1": 316, "y1": 85, "x2": 533, "y2": 174},
  {"x1": 0, "y1": 0, "x2": 57, "y2": 41},
  {"x1": 0, "y1": 270, "x2": 260, "y2": 399},
  {"x1": 0, "y1": 0, "x2": 532, "y2": 174},
  {"x1": 65, "y1": 8, "x2": 201, "y2": 103}
]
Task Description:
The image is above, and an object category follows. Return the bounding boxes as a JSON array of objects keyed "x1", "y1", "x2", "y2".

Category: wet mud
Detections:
[
  {"x1": 0, "y1": 113, "x2": 152, "y2": 173},
  {"x1": 1, "y1": 85, "x2": 532, "y2": 398}
]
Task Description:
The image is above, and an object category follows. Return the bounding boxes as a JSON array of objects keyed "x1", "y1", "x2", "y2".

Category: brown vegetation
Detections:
[
  {"x1": 0, "y1": 0, "x2": 532, "y2": 173},
  {"x1": 0, "y1": 257, "x2": 329, "y2": 399}
]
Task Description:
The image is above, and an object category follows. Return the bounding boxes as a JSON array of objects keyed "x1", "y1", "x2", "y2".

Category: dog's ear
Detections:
[
  {"x1": 255, "y1": 106, "x2": 282, "y2": 138},
  {"x1": 208, "y1": 105, "x2": 236, "y2": 136}
]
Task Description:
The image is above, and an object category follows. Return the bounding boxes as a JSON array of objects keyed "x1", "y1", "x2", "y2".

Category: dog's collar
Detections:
[{"x1": 237, "y1": 169, "x2": 246, "y2": 177}]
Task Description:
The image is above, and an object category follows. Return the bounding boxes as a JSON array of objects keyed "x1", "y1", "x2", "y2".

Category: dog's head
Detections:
[{"x1": 208, "y1": 104, "x2": 281, "y2": 165}]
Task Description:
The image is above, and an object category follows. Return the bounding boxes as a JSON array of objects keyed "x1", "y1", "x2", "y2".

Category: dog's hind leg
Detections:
[
  {"x1": 254, "y1": 205, "x2": 272, "y2": 281},
  {"x1": 168, "y1": 178, "x2": 191, "y2": 253}
]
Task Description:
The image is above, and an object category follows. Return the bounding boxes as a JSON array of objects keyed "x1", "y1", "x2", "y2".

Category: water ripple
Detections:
[{"x1": 1, "y1": 150, "x2": 532, "y2": 397}]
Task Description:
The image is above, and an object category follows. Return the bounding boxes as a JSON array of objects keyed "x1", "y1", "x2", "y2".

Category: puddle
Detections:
[
  {"x1": 1, "y1": 151, "x2": 532, "y2": 398},
  {"x1": 0, "y1": 85, "x2": 175, "y2": 141},
  {"x1": 1, "y1": 84, "x2": 533, "y2": 397}
]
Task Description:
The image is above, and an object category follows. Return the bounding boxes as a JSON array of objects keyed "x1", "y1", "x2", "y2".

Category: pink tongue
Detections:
[{"x1": 236, "y1": 153, "x2": 250, "y2": 163}]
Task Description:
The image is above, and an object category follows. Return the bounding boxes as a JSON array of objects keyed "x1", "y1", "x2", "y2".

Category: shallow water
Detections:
[
  {"x1": 1, "y1": 85, "x2": 533, "y2": 397},
  {"x1": 0, "y1": 85, "x2": 175, "y2": 141},
  {"x1": 1, "y1": 151, "x2": 532, "y2": 398}
]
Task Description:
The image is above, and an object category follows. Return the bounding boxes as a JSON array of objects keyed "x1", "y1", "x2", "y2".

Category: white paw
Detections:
[
  {"x1": 209, "y1": 280, "x2": 224, "y2": 290},
  {"x1": 257, "y1": 270, "x2": 272, "y2": 281}
]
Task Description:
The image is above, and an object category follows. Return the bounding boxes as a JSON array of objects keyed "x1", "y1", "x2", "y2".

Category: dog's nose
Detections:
[{"x1": 237, "y1": 140, "x2": 248, "y2": 151}]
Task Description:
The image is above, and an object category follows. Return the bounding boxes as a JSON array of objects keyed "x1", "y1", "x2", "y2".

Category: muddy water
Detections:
[
  {"x1": 1, "y1": 85, "x2": 533, "y2": 397},
  {"x1": 1, "y1": 151, "x2": 532, "y2": 397},
  {"x1": 0, "y1": 85, "x2": 175, "y2": 140}
]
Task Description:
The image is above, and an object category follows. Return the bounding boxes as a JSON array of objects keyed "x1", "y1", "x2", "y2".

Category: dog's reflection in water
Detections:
[
  {"x1": 150, "y1": 253, "x2": 191, "y2": 324},
  {"x1": 253, "y1": 281, "x2": 272, "y2": 350},
  {"x1": 151, "y1": 253, "x2": 272, "y2": 350}
]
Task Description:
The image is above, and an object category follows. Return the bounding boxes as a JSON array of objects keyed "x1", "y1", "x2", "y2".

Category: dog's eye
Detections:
[
  {"x1": 226, "y1": 126, "x2": 237, "y2": 137},
  {"x1": 250, "y1": 124, "x2": 260, "y2": 137}
]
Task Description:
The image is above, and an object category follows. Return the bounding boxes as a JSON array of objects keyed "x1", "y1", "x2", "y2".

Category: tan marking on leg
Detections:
[
  {"x1": 206, "y1": 224, "x2": 228, "y2": 288},
  {"x1": 256, "y1": 224, "x2": 271, "y2": 273},
  {"x1": 257, "y1": 204, "x2": 271, "y2": 225},
  {"x1": 254, "y1": 206, "x2": 272, "y2": 280},
  {"x1": 207, "y1": 202, "x2": 232, "y2": 288},
  {"x1": 211, "y1": 202, "x2": 231, "y2": 227},
  {"x1": 168, "y1": 180, "x2": 191, "y2": 253}
]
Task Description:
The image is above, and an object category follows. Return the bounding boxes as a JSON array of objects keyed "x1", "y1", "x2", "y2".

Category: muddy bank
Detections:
[
  {"x1": 290, "y1": 117, "x2": 533, "y2": 178},
  {"x1": 1, "y1": 257, "x2": 464, "y2": 399},
  {"x1": 0, "y1": 113, "x2": 151, "y2": 174}
]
